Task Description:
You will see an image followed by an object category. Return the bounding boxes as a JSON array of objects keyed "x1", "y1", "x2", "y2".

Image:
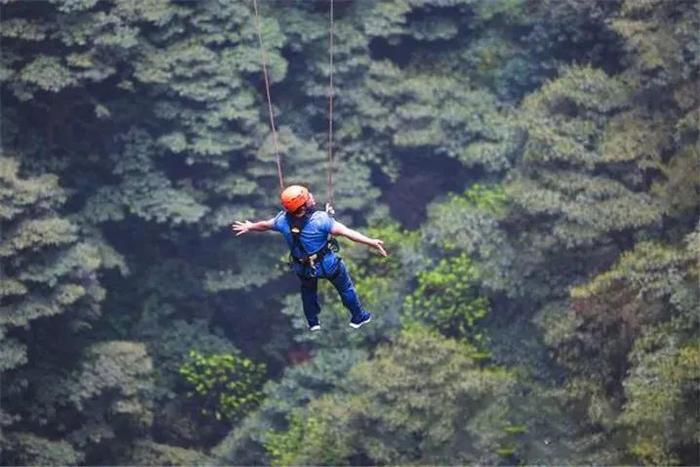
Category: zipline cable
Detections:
[
  {"x1": 252, "y1": 0, "x2": 285, "y2": 190},
  {"x1": 252, "y1": 0, "x2": 337, "y2": 197},
  {"x1": 326, "y1": 0, "x2": 335, "y2": 206}
]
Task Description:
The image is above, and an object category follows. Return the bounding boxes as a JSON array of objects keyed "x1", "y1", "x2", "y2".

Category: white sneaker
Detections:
[
  {"x1": 349, "y1": 313, "x2": 372, "y2": 329},
  {"x1": 309, "y1": 324, "x2": 321, "y2": 331}
]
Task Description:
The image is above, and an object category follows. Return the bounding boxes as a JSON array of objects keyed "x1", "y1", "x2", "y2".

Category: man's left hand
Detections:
[{"x1": 371, "y1": 239, "x2": 388, "y2": 257}]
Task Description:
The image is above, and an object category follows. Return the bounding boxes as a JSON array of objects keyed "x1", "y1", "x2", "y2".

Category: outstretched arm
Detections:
[
  {"x1": 331, "y1": 221, "x2": 388, "y2": 257},
  {"x1": 231, "y1": 218, "x2": 275, "y2": 236}
]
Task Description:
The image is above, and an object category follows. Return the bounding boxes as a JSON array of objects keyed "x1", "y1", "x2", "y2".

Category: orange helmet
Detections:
[{"x1": 280, "y1": 185, "x2": 310, "y2": 212}]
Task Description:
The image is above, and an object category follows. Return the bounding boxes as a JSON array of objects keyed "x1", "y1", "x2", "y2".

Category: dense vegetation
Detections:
[{"x1": 1, "y1": 0, "x2": 698, "y2": 465}]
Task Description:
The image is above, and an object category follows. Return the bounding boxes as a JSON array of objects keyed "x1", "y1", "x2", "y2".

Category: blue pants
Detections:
[{"x1": 297, "y1": 260, "x2": 366, "y2": 326}]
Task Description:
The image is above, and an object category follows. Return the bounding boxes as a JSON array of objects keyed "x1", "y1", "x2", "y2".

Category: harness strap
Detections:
[
  {"x1": 286, "y1": 213, "x2": 339, "y2": 276},
  {"x1": 287, "y1": 212, "x2": 311, "y2": 260}
]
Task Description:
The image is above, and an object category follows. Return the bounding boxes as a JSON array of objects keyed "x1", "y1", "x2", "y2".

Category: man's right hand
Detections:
[{"x1": 232, "y1": 220, "x2": 253, "y2": 236}]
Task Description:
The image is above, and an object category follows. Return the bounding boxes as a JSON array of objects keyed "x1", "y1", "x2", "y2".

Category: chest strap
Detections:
[{"x1": 287, "y1": 212, "x2": 339, "y2": 270}]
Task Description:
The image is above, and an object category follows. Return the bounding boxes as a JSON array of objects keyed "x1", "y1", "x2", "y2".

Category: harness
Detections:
[{"x1": 287, "y1": 212, "x2": 340, "y2": 277}]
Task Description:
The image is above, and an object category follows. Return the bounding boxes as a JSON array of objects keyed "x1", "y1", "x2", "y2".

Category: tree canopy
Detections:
[{"x1": 1, "y1": 0, "x2": 698, "y2": 465}]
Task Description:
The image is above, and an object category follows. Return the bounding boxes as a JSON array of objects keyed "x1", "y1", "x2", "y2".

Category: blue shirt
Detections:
[{"x1": 272, "y1": 210, "x2": 339, "y2": 276}]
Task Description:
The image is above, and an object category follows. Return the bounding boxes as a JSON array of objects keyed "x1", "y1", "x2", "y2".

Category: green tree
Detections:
[
  {"x1": 0, "y1": 156, "x2": 124, "y2": 463},
  {"x1": 540, "y1": 229, "x2": 699, "y2": 464},
  {"x1": 2, "y1": 0, "x2": 698, "y2": 464},
  {"x1": 214, "y1": 348, "x2": 367, "y2": 465},
  {"x1": 119, "y1": 440, "x2": 214, "y2": 466},
  {"x1": 507, "y1": 65, "x2": 657, "y2": 245},
  {"x1": 179, "y1": 350, "x2": 266, "y2": 423},
  {"x1": 264, "y1": 326, "x2": 515, "y2": 465},
  {"x1": 404, "y1": 252, "x2": 490, "y2": 340},
  {"x1": 0, "y1": 432, "x2": 82, "y2": 466},
  {"x1": 620, "y1": 329, "x2": 699, "y2": 465},
  {"x1": 17, "y1": 341, "x2": 155, "y2": 463},
  {"x1": 420, "y1": 184, "x2": 518, "y2": 293},
  {"x1": 0, "y1": 156, "x2": 109, "y2": 369}
]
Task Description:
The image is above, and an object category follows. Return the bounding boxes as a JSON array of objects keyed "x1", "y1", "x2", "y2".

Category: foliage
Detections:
[
  {"x1": 0, "y1": 432, "x2": 82, "y2": 466},
  {"x1": 612, "y1": 0, "x2": 699, "y2": 89},
  {"x1": 0, "y1": 156, "x2": 108, "y2": 369},
  {"x1": 213, "y1": 348, "x2": 367, "y2": 465},
  {"x1": 540, "y1": 229, "x2": 699, "y2": 464},
  {"x1": 179, "y1": 350, "x2": 266, "y2": 423},
  {"x1": 263, "y1": 411, "x2": 307, "y2": 467},
  {"x1": 0, "y1": 154, "x2": 121, "y2": 463},
  {"x1": 1, "y1": 0, "x2": 698, "y2": 463},
  {"x1": 620, "y1": 330, "x2": 699, "y2": 465},
  {"x1": 120, "y1": 440, "x2": 214, "y2": 466},
  {"x1": 508, "y1": 66, "x2": 660, "y2": 246},
  {"x1": 7, "y1": 340, "x2": 156, "y2": 462},
  {"x1": 404, "y1": 252, "x2": 490, "y2": 341},
  {"x1": 263, "y1": 326, "x2": 515, "y2": 465},
  {"x1": 420, "y1": 183, "x2": 523, "y2": 296}
]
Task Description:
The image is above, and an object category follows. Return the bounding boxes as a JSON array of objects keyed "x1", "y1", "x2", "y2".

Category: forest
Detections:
[{"x1": 1, "y1": 0, "x2": 698, "y2": 465}]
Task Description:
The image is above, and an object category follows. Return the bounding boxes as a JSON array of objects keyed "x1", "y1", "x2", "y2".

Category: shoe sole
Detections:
[{"x1": 349, "y1": 316, "x2": 371, "y2": 329}]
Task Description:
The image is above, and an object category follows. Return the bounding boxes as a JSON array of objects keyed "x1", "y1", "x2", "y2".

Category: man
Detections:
[{"x1": 232, "y1": 185, "x2": 388, "y2": 331}]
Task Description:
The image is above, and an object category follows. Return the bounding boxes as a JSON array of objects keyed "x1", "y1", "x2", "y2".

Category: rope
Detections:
[
  {"x1": 252, "y1": 0, "x2": 284, "y2": 190},
  {"x1": 326, "y1": 0, "x2": 335, "y2": 206}
]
